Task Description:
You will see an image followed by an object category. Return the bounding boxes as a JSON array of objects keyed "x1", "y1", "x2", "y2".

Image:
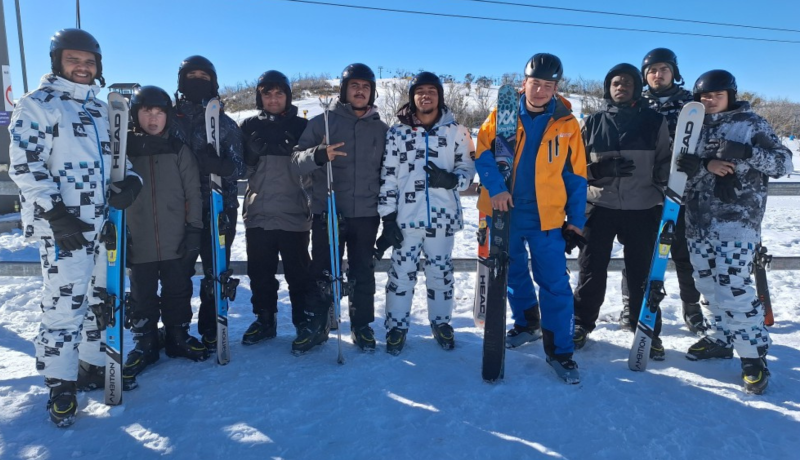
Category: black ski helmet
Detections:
[
  {"x1": 130, "y1": 85, "x2": 172, "y2": 130},
  {"x1": 49, "y1": 28, "x2": 105, "y2": 87},
  {"x1": 177, "y1": 55, "x2": 219, "y2": 96},
  {"x1": 641, "y1": 47, "x2": 683, "y2": 86},
  {"x1": 603, "y1": 63, "x2": 643, "y2": 102},
  {"x1": 408, "y1": 71, "x2": 444, "y2": 113},
  {"x1": 255, "y1": 70, "x2": 292, "y2": 109},
  {"x1": 692, "y1": 69, "x2": 737, "y2": 102},
  {"x1": 339, "y1": 63, "x2": 376, "y2": 106},
  {"x1": 524, "y1": 53, "x2": 563, "y2": 82}
]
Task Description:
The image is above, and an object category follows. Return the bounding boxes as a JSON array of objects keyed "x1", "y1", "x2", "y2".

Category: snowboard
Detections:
[
  {"x1": 480, "y1": 85, "x2": 518, "y2": 382},
  {"x1": 103, "y1": 92, "x2": 130, "y2": 405},
  {"x1": 628, "y1": 101, "x2": 705, "y2": 371},
  {"x1": 205, "y1": 98, "x2": 239, "y2": 365}
]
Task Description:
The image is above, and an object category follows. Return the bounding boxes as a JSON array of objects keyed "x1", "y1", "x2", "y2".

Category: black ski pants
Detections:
[
  {"x1": 129, "y1": 258, "x2": 194, "y2": 328},
  {"x1": 246, "y1": 227, "x2": 312, "y2": 327},
  {"x1": 573, "y1": 205, "x2": 662, "y2": 335},
  {"x1": 310, "y1": 214, "x2": 380, "y2": 329},
  {"x1": 197, "y1": 207, "x2": 238, "y2": 338}
]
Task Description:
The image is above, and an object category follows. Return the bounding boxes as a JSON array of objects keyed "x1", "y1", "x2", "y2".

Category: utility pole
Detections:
[
  {"x1": 377, "y1": 66, "x2": 383, "y2": 79},
  {"x1": 0, "y1": 2, "x2": 18, "y2": 215}
]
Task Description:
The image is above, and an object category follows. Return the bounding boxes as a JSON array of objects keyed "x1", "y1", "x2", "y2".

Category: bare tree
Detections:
[{"x1": 378, "y1": 79, "x2": 408, "y2": 126}]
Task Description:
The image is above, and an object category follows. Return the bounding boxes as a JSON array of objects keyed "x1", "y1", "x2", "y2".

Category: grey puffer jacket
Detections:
[
  {"x1": 293, "y1": 101, "x2": 388, "y2": 217},
  {"x1": 126, "y1": 131, "x2": 203, "y2": 264},
  {"x1": 685, "y1": 101, "x2": 794, "y2": 241}
]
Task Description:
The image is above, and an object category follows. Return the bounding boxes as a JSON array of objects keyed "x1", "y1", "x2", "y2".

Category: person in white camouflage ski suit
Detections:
[
  {"x1": 8, "y1": 29, "x2": 141, "y2": 426},
  {"x1": 678, "y1": 69, "x2": 793, "y2": 395}
]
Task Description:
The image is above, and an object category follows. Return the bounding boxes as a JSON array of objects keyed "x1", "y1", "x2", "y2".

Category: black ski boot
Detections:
[
  {"x1": 386, "y1": 327, "x2": 408, "y2": 356},
  {"x1": 242, "y1": 312, "x2": 277, "y2": 345},
  {"x1": 430, "y1": 322, "x2": 455, "y2": 350},
  {"x1": 618, "y1": 303, "x2": 632, "y2": 332},
  {"x1": 46, "y1": 378, "x2": 78, "y2": 427},
  {"x1": 351, "y1": 324, "x2": 377, "y2": 352},
  {"x1": 686, "y1": 337, "x2": 734, "y2": 361},
  {"x1": 682, "y1": 302, "x2": 707, "y2": 335},
  {"x1": 291, "y1": 311, "x2": 330, "y2": 355},
  {"x1": 201, "y1": 334, "x2": 217, "y2": 353},
  {"x1": 76, "y1": 360, "x2": 104, "y2": 392},
  {"x1": 650, "y1": 336, "x2": 666, "y2": 361},
  {"x1": 164, "y1": 323, "x2": 210, "y2": 362},
  {"x1": 741, "y1": 357, "x2": 770, "y2": 395},
  {"x1": 573, "y1": 325, "x2": 589, "y2": 350},
  {"x1": 123, "y1": 326, "x2": 161, "y2": 390}
]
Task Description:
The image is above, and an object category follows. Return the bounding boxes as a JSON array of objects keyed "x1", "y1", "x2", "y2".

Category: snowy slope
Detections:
[{"x1": 1, "y1": 94, "x2": 799, "y2": 459}]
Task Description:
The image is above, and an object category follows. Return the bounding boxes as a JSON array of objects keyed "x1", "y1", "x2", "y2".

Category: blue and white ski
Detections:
[
  {"x1": 629, "y1": 101, "x2": 705, "y2": 371},
  {"x1": 480, "y1": 85, "x2": 518, "y2": 382},
  {"x1": 103, "y1": 92, "x2": 129, "y2": 405},
  {"x1": 205, "y1": 98, "x2": 239, "y2": 365}
]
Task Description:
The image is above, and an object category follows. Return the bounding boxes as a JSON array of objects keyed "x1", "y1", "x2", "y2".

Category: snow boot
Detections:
[
  {"x1": 573, "y1": 324, "x2": 589, "y2": 350},
  {"x1": 291, "y1": 311, "x2": 329, "y2": 355},
  {"x1": 650, "y1": 336, "x2": 666, "y2": 361},
  {"x1": 685, "y1": 337, "x2": 734, "y2": 361},
  {"x1": 741, "y1": 357, "x2": 770, "y2": 395},
  {"x1": 386, "y1": 327, "x2": 408, "y2": 356},
  {"x1": 123, "y1": 326, "x2": 161, "y2": 390},
  {"x1": 351, "y1": 324, "x2": 377, "y2": 352},
  {"x1": 546, "y1": 355, "x2": 580, "y2": 384},
  {"x1": 46, "y1": 378, "x2": 78, "y2": 427},
  {"x1": 76, "y1": 360, "x2": 104, "y2": 392},
  {"x1": 682, "y1": 302, "x2": 707, "y2": 335},
  {"x1": 242, "y1": 312, "x2": 277, "y2": 345},
  {"x1": 430, "y1": 322, "x2": 455, "y2": 351},
  {"x1": 164, "y1": 324, "x2": 210, "y2": 362}
]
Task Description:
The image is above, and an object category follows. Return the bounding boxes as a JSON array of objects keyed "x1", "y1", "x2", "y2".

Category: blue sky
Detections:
[{"x1": 3, "y1": 0, "x2": 799, "y2": 102}]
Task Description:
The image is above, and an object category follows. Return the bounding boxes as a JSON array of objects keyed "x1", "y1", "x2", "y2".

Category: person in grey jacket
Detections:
[
  {"x1": 677, "y1": 70, "x2": 793, "y2": 395},
  {"x1": 239, "y1": 71, "x2": 312, "y2": 347},
  {"x1": 572, "y1": 63, "x2": 671, "y2": 359},
  {"x1": 122, "y1": 86, "x2": 207, "y2": 390},
  {"x1": 377, "y1": 72, "x2": 475, "y2": 355},
  {"x1": 291, "y1": 63, "x2": 389, "y2": 353}
]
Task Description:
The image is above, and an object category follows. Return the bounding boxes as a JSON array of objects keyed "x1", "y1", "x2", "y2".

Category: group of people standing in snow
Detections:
[{"x1": 8, "y1": 27, "x2": 792, "y2": 427}]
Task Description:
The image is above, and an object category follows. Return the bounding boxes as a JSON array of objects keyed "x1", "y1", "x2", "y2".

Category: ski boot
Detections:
[
  {"x1": 46, "y1": 378, "x2": 78, "y2": 427},
  {"x1": 506, "y1": 305, "x2": 542, "y2": 349},
  {"x1": 386, "y1": 327, "x2": 408, "y2": 356},
  {"x1": 430, "y1": 322, "x2": 455, "y2": 350},
  {"x1": 741, "y1": 357, "x2": 770, "y2": 395},
  {"x1": 573, "y1": 325, "x2": 589, "y2": 350},
  {"x1": 686, "y1": 337, "x2": 734, "y2": 361},
  {"x1": 650, "y1": 336, "x2": 666, "y2": 361},
  {"x1": 76, "y1": 360, "x2": 104, "y2": 392},
  {"x1": 242, "y1": 312, "x2": 277, "y2": 345},
  {"x1": 291, "y1": 311, "x2": 330, "y2": 355},
  {"x1": 546, "y1": 355, "x2": 580, "y2": 384},
  {"x1": 123, "y1": 325, "x2": 161, "y2": 390},
  {"x1": 164, "y1": 323, "x2": 210, "y2": 362},
  {"x1": 682, "y1": 302, "x2": 707, "y2": 335},
  {"x1": 351, "y1": 324, "x2": 376, "y2": 352},
  {"x1": 618, "y1": 303, "x2": 632, "y2": 332}
]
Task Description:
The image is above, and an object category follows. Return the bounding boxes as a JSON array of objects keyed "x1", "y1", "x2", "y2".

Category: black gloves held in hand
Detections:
[
  {"x1": 244, "y1": 131, "x2": 297, "y2": 166},
  {"x1": 589, "y1": 157, "x2": 636, "y2": 179},
  {"x1": 375, "y1": 212, "x2": 404, "y2": 259},
  {"x1": 200, "y1": 143, "x2": 236, "y2": 176},
  {"x1": 676, "y1": 154, "x2": 703, "y2": 178},
  {"x1": 714, "y1": 174, "x2": 742, "y2": 204},
  {"x1": 108, "y1": 175, "x2": 143, "y2": 210},
  {"x1": 705, "y1": 139, "x2": 752, "y2": 161},
  {"x1": 43, "y1": 202, "x2": 94, "y2": 251},
  {"x1": 181, "y1": 226, "x2": 203, "y2": 264},
  {"x1": 561, "y1": 223, "x2": 588, "y2": 255},
  {"x1": 424, "y1": 161, "x2": 459, "y2": 189}
]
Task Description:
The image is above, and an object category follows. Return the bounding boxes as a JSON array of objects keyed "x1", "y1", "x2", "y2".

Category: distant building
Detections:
[{"x1": 108, "y1": 83, "x2": 141, "y2": 101}]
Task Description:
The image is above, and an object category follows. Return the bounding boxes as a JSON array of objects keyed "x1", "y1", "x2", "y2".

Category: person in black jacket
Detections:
[
  {"x1": 239, "y1": 71, "x2": 313, "y2": 347},
  {"x1": 572, "y1": 63, "x2": 671, "y2": 359}
]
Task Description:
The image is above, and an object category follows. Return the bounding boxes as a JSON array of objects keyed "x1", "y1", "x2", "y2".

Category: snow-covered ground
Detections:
[{"x1": 1, "y1": 95, "x2": 799, "y2": 459}]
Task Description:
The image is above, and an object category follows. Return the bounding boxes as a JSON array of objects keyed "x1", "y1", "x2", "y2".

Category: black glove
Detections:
[
  {"x1": 714, "y1": 174, "x2": 742, "y2": 203},
  {"x1": 424, "y1": 161, "x2": 460, "y2": 189},
  {"x1": 562, "y1": 223, "x2": 588, "y2": 255},
  {"x1": 108, "y1": 176, "x2": 142, "y2": 210},
  {"x1": 43, "y1": 202, "x2": 94, "y2": 251},
  {"x1": 313, "y1": 144, "x2": 329, "y2": 166},
  {"x1": 376, "y1": 212, "x2": 403, "y2": 257},
  {"x1": 199, "y1": 143, "x2": 236, "y2": 176},
  {"x1": 705, "y1": 139, "x2": 752, "y2": 161},
  {"x1": 589, "y1": 157, "x2": 636, "y2": 178},
  {"x1": 676, "y1": 154, "x2": 703, "y2": 178},
  {"x1": 181, "y1": 226, "x2": 202, "y2": 264},
  {"x1": 275, "y1": 131, "x2": 297, "y2": 157},
  {"x1": 244, "y1": 133, "x2": 267, "y2": 167},
  {"x1": 374, "y1": 235, "x2": 393, "y2": 260}
]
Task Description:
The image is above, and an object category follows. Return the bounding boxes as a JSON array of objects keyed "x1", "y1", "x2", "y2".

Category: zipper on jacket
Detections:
[
  {"x1": 82, "y1": 92, "x2": 106, "y2": 206},
  {"x1": 149, "y1": 156, "x2": 162, "y2": 260},
  {"x1": 424, "y1": 130, "x2": 431, "y2": 227}
]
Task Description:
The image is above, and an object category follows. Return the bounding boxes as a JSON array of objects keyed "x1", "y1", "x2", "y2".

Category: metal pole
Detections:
[
  {"x1": 14, "y1": 0, "x2": 27, "y2": 94},
  {"x1": 0, "y1": 2, "x2": 17, "y2": 214},
  {"x1": 76, "y1": 0, "x2": 81, "y2": 28}
]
